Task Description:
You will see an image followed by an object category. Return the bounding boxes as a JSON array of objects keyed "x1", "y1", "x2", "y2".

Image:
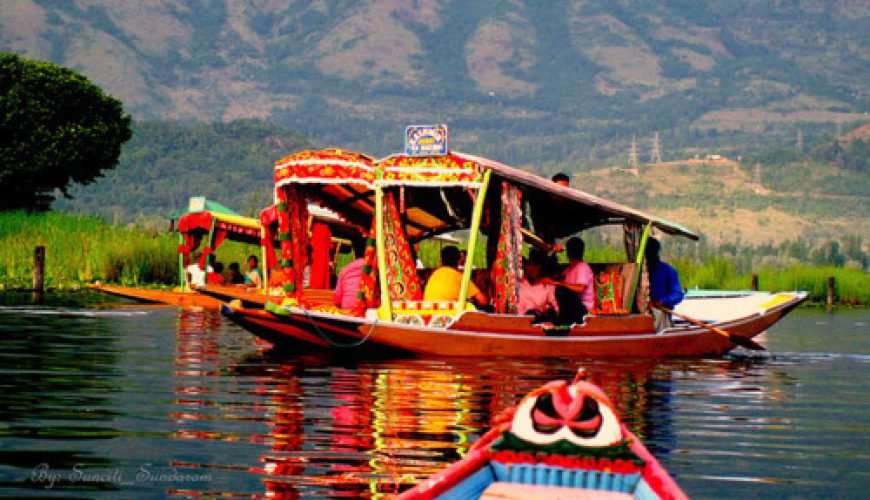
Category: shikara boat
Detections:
[
  {"x1": 196, "y1": 284, "x2": 335, "y2": 309},
  {"x1": 86, "y1": 283, "x2": 224, "y2": 308},
  {"x1": 221, "y1": 127, "x2": 806, "y2": 357},
  {"x1": 399, "y1": 370, "x2": 686, "y2": 499},
  {"x1": 90, "y1": 196, "x2": 358, "y2": 308}
]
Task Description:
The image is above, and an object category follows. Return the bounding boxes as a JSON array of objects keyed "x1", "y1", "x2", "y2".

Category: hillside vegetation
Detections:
[
  {"x1": 54, "y1": 119, "x2": 310, "y2": 225},
  {"x1": 51, "y1": 119, "x2": 869, "y2": 260},
  {"x1": 2, "y1": 0, "x2": 867, "y2": 164}
]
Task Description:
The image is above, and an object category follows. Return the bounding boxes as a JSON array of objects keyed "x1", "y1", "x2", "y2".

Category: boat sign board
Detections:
[{"x1": 404, "y1": 125, "x2": 449, "y2": 157}]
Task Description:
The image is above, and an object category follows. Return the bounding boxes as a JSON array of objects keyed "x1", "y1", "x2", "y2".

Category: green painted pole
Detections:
[
  {"x1": 375, "y1": 185, "x2": 392, "y2": 321},
  {"x1": 178, "y1": 232, "x2": 185, "y2": 290},
  {"x1": 628, "y1": 222, "x2": 653, "y2": 311},
  {"x1": 458, "y1": 170, "x2": 492, "y2": 308},
  {"x1": 206, "y1": 216, "x2": 217, "y2": 270}
]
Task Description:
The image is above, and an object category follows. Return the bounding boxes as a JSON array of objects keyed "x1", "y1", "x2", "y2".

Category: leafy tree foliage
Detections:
[{"x1": 0, "y1": 53, "x2": 132, "y2": 210}]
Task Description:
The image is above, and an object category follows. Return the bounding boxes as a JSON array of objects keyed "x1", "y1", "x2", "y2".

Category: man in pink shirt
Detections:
[
  {"x1": 544, "y1": 236, "x2": 594, "y2": 324},
  {"x1": 333, "y1": 238, "x2": 367, "y2": 310},
  {"x1": 518, "y1": 249, "x2": 559, "y2": 323}
]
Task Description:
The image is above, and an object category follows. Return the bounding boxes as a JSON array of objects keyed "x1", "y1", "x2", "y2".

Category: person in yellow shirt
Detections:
[{"x1": 423, "y1": 245, "x2": 488, "y2": 307}]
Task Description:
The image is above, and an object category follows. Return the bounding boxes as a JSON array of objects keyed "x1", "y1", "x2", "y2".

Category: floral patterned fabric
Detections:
[
  {"x1": 259, "y1": 205, "x2": 279, "y2": 272},
  {"x1": 274, "y1": 148, "x2": 376, "y2": 188},
  {"x1": 377, "y1": 153, "x2": 486, "y2": 187},
  {"x1": 352, "y1": 231, "x2": 379, "y2": 316},
  {"x1": 491, "y1": 182, "x2": 523, "y2": 314},
  {"x1": 381, "y1": 191, "x2": 423, "y2": 301},
  {"x1": 276, "y1": 185, "x2": 310, "y2": 300},
  {"x1": 593, "y1": 270, "x2": 626, "y2": 314}
]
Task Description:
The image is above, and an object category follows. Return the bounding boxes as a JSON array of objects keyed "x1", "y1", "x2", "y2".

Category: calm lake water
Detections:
[{"x1": 0, "y1": 298, "x2": 867, "y2": 498}]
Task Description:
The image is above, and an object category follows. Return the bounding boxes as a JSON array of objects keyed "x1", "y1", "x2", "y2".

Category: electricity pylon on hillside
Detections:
[
  {"x1": 629, "y1": 135, "x2": 639, "y2": 168},
  {"x1": 650, "y1": 132, "x2": 662, "y2": 163}
]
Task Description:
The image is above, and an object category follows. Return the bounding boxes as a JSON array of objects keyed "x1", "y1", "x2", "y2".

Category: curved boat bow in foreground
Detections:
[{"x1": 399, "y1": 371, "x2": 687, "y2": 499}]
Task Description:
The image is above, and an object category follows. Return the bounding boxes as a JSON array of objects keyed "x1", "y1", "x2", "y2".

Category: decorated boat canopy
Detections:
[
  {"x1": 173, "y1": 197, "x2": 263, "y2": 270},
  {"x1": 455, "y1": 151, "x2": 699, "y2": 240},
  {"x1": 271, "y1": 148, "x2": 698, "y2": 242},
  {"x1": 269, "y1": 140, "x2": 698, "y2": 317},
  {"x1": 274, "y1": 148, "x2": 378, "y2": 232}
]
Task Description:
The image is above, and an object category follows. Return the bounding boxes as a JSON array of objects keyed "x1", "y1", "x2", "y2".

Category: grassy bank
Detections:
[
  {"x1": 0, "y1": 211, "x2": 257, "y2": 288},
  {"x1": 675, "y1": 257, "x2": 869, "y2": 305},
  {"x1": 0, "y1": 211, "x2": 176, "y2": 288},
  {"x1": 1, "y1": 212, "x2": 866, "y2": 304}
]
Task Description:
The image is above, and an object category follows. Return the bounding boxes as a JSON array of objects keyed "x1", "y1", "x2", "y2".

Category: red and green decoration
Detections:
[
  {"x1": 353, "y1": 232, "x2": 379, "y2": 317},
  {"x1": 381, "y1": 191, "x2": 423, "y2": 301},
  {"x1": 274, "y1": 148, "x2": 376, "y2": 188},
  {"x1": 491, "y1": 182, "x2": 523, "y2": 314},
  {"x1": 377, "y1": 152, "x2": 486, "y2": 187},
  {"x1": 276, "y1": 185, "x2": 310, "y2": 300}
]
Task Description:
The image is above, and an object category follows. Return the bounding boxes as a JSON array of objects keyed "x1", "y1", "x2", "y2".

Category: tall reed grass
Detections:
[
  {"x1": 676, "y1": 257, "x2": 869, "y2": 305},
  {"x1": 1, "y1": 212, "x2": 867, "y2": 304},
  {"x1": 0, "y1": 211, "x2": 266, "y2": 289},
  {"x1": 0, "y1": 211, "x2": 177, "y2": 287}
]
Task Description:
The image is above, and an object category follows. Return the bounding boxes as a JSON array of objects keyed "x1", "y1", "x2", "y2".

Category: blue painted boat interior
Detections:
[{"x1": 435, "y1": 460, "x2": 659, "y2": 499}]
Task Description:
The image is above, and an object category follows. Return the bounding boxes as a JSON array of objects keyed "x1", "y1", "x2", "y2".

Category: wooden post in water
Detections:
[
  {"x1": 827, "y1": 276, "x2": 836, "y2": 311},
  {"x1": 751, "y1": 273, "x2": 759, "y2": 291},
  {"x1": 33, "y1": 246, "x2": 45, "y2": 303}
]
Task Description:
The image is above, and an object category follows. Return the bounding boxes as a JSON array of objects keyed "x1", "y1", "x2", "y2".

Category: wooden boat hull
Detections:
[
  {"x1": 222, "y1": 292, "x2": 807, "y2": 358},
  {"x1": 87, "y1": 283, "x2": 223, "y2": 308},
  {"x1": 399, "y1": 373, "x2": 687, "y2": 499},
  {"x1": 401, "y1": 426, "x2": 683, "y2": 499},
  {"x1": 196, "y1": 284, "x2": 335, "y2": 309}
]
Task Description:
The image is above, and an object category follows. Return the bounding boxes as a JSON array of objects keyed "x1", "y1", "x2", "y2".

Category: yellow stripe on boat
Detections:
[{"x1": 760, "y1": 293, "x2": 794, "y2": 309}]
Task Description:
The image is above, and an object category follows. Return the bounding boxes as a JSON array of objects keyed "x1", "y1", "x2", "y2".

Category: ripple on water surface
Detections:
[{"x1": 0, "y1": 305, "x2": 867, "y2": 497}]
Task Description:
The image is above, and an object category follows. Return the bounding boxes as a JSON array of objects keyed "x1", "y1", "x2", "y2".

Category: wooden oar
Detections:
[{"x1": 657, "y1": 305, "x2": 766, "y2": 351}]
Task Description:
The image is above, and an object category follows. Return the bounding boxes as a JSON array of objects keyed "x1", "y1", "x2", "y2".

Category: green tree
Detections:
[{"x1": 0, "y1": 53, "x2": 132, "y2": 210}]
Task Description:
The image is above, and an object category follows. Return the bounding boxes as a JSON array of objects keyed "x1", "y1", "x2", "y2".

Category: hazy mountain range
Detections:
[
  {"x1": 3, "y1": 0, "x2": 868, "y2": 162},
  {"x1": 4, "y1": 0, "x2": 869, "y2": 246}
]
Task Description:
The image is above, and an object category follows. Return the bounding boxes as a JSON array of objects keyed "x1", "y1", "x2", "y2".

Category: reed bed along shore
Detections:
[
  {"x1": 0, "y1": 211, "x2": 257, "y2": 289},
  {"x1": 1, "y1": 212, "x2": 866, "y2": 305}
]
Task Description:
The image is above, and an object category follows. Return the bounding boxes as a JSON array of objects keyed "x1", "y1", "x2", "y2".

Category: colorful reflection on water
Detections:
[{"x1": 0, "y1": 304, "x2": 866, "y2": 497}]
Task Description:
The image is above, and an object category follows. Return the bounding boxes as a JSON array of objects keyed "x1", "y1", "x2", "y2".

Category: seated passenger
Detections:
[
  {"x1": 423, "y1": 245, "x2": 488, "y2": 307},
  {"x1": 518, "y1": 248, "x2": 559, "y2": 324},
  {"x1": 647, "y1": 237, "x2": 684, "y2": 330},
  {"x1": 206, "y1": 261, "x2": 226, "y2": 285},
  {"x1": 245, "y1": 255, "x2": 263, "y2": 288},
  {"x1": 543, "y1": 236, "x2": 594, "y2": 324},
  {"x1": 224, "y1": 262, "x2": 245, "y2": 285},
  {"x1": 334, "y1": 238, "x2": 367, "y2": 310},
  {"x1": 185, "y1": 252, "x2": 213, "y2": 288}
]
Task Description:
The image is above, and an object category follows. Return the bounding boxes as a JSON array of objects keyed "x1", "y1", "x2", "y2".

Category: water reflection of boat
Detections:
[
  {"x1": 223, "y1": 136, "x2": 806, "y2": 358},
  {"x1": 240, "y1": 354, "x2": 680, "y2": 497},
  {"x1": 400, "y1": 370, "x2": 686, "y2": 499}
]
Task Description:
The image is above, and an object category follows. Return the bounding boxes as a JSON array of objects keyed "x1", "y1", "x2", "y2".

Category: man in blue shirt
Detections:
[{"x1": 646, "y1": 237, "x2": 683, "y2": 330}]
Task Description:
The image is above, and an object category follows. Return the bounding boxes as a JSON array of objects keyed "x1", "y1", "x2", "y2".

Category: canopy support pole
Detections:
[
  {"x1": 375, "y1": 185, "x2": 392, "y2": 321},
  {"x1": 628, "y1": 221, "x2": 652, "y2": 311},
  {"x1": 206, "y1": 216, "x2": 217, "y2": 271},
  {"x1": 458, "y1": 170, "x2": 492, "y2": 308},
  {"x1": 260, "y1": 226, "x2": 268, "y2": 291},
  {"x1": 178, "y1": 231, "x2": 185, "y2": 290}
]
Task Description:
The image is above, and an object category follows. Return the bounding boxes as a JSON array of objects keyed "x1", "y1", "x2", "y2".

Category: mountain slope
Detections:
[{"x1": 2, "y1": 0, "x2": 867, "y2": 163}]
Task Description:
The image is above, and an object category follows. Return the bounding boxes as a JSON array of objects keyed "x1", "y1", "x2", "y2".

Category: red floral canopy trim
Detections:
[{"x1": 274, "y1": 148, "x2": 376, "y2": 188}]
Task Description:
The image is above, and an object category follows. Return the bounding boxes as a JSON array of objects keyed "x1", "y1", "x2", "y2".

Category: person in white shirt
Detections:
[{"x1": 185, "y1": 253, "x2": 213, "y2": 288}]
